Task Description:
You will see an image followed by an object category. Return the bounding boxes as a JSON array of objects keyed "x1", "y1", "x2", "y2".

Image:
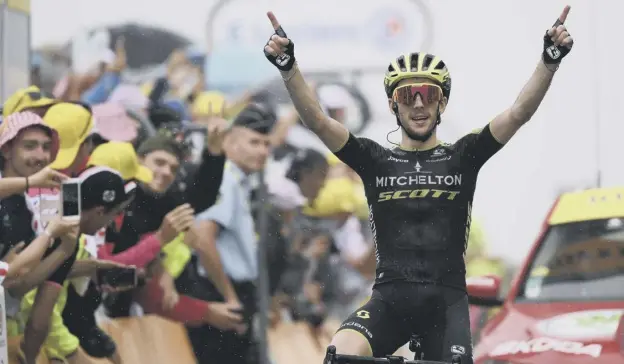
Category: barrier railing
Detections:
[{"x1": 7, "y1": 316, "x2": 412, "y2": 364}]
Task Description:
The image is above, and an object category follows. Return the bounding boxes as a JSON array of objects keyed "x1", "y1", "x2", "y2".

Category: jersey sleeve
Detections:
[
  {"x1": 456, "y1": 123, "x2": 504, "y2": 173},
  {"x1": 332, "y1": 133, "x2": 386, "y2": 178}
]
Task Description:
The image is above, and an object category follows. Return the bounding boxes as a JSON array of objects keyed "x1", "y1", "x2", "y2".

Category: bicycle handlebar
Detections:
[{"x1": 325, "y1": 346, "x2": 462, "y2": 364}]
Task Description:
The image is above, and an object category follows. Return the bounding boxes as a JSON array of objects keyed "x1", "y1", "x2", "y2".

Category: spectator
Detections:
[
  {"x1": 91, "y1": 103, "x2": 140, "y2": 147},
  {"x1": 66, "y1": 141, "x2": 238, "y2": 359},
  {"x1": 54, "y1": 37, "x2": 127, "y2": 105},
  {"x1": 17, "y1": 103, "x2": 96, "y2": 364},
  {"x1": 43, "y1": 102, "x2": 96, "y2": 175},
  {"x1": 20, "y1": 166, "x2": 136, "y2": 364},
  {"x1": 190, "y1": 103, "x2": 274, "y2": 364},
  {"x1": 60, "y1": 141, "x2": 153, "y2": 360},
  {"x1": 101, "y1": 127, "x2": 240, "y2": 334},
  {"x1": 265, "y1": 148, "x2": 329, "y2": 295},
  {"x1": 2, "y1": 86, "x2": 57, "y2": 118},
  {"x1": 0, "y1": 112, "x2": 79, "y2": 341}
]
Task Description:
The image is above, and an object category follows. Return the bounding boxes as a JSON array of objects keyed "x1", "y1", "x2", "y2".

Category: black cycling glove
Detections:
[
  {"x1": 542, "y1": 18, "x2": 572, "y2": 64},
  {"x1": 264, "y1": 26, "x2": 296, "y2": 72}
]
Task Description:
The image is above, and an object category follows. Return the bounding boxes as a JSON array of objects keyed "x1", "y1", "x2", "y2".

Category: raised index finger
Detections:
[
  {"x1": 267, "y1": 11, "x2": 281, "y2": 31},
  {"x1": 557, "y1": 5, "x2": 571, "y2": 25}
]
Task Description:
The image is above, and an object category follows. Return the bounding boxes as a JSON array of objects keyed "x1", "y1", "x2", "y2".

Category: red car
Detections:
[{"x1": 467, "y1": 187, "x2": 624, "y2": 364}]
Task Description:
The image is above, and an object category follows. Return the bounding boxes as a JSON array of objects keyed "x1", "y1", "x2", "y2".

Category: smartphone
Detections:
[
  {"x1": 96, "y1": 267, "x2": 138, "y2": 288},
  {"x1": 61, "y1": 178, "x2": 81, "y2": 221}
]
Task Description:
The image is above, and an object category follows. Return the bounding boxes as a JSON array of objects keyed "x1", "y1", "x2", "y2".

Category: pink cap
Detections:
[
  {"x1": 0, "y1": 111, "x2": 59, "y2": 158},
  {"x1": 92, "y1": 103, "x2": 138, "y2": 142},
  {"x1": 108, "y1": 84, "x2": 149, "y2": 109}
]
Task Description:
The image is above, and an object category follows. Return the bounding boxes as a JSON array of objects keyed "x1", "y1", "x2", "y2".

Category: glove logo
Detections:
[
  {"x1": 451, "y1": 345, "x2": 465, "y2": 355},
  {"x1": 276, "y1": 54, "x2": 291, "y2": 67},
  {"x1": 546, "y1": 45, "x2": 561, "y2": 60}
]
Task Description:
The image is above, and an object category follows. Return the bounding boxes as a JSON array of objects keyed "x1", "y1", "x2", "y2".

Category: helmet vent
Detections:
[
  {"x1": 435, "y1": 61, "x2": 446, "y2": 71},
  {"x1": 387, "y1": 64, "x2": 396, "y2": 73},
  {"x1": 409, "y1": 53, "x2": 419, "y2": 72},
  {"x1": 422, "y1": 54, "x2": 434, "y2": 71},
  {"x1": 397, "y1": 56, "x2": 407, "y2": 72}
]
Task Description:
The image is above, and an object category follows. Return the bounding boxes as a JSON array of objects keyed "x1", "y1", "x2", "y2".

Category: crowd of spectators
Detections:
[{"x1": 0, "y1": 37, "x2": 507, "y2": 364}]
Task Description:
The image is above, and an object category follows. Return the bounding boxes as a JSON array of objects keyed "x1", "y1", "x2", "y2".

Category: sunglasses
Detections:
[
  {"x1": 11, "y1": 91, "x2": 56, "y2": 114},
  {"x1": 393, "y1": 83, "x2": 443, "y2": 106}
]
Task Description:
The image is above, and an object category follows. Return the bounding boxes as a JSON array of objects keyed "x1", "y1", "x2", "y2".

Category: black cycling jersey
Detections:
[{"x1": 334, "y1": 124, "x2": 503, "y2": 289}]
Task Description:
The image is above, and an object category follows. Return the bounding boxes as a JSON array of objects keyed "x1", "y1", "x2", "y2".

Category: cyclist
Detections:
[{"x1": 263, "y1": 6, "x2": 573, "y2": 364}]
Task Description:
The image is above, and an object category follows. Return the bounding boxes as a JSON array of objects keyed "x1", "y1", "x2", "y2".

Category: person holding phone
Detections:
[
  {"x1": 60, "y1": 141, "x2": 242, "y2": 360},
  {"x1": 0, "y1": 112, "x2": 83, "y2": 328},
  {"x1": 19, "y1": 166, "x2": 137, "y2": 364},
  {"x1": 94, "y1": 134, "x2": 243, "y2": 334}
]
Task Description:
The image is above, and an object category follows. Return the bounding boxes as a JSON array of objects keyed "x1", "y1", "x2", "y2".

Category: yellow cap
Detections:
[
  {"x1": 3, "y1": 86, "x2": 56, "y2": 117},
  {"x1": 88, "y1": 142, "x2": 153, "y2": 183},
  {"x1": 44, "y1": 103, "x2": 95, "y2": 170},
  {"x1": 352, "y1": 181, "x2": 369, "y2": 220},
  {"x1": 192, "y1": 91, "x2": 227, "y2": 117},
  {"x1": 303, "y1": 177, "x2": 357, "y2": 217}
]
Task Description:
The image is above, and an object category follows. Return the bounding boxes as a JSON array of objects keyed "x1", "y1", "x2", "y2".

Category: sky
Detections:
[
  {"x1": 31, "y1": 0, "x2": 217, "y2": 47},
  {"x1": 27, "y1": 0, "x2": 624, "y2": 266}
]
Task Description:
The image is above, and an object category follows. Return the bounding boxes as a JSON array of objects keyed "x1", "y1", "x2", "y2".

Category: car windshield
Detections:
[{"x1": 517, "y1": 217, "x2": 624, "y2": 302}]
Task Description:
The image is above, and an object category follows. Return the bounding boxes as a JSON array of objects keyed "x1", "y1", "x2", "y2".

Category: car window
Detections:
[{"x1": 517, "y1": 218, "x2": 624, "y2": 302}]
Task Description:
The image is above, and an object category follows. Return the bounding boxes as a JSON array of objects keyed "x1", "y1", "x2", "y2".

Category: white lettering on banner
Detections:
[
  {"x1": 376, "y1": 175, "x2": 462, "y2": 187},
  {"x1": 490, "y1": 337, "x2": 602, "y2": 358},
  {"x1": 209, "y1": 0, "x2": 433, "y2": 71},
  {"x1": 536, "y1": 309, "x2": 624, "y2": 341}
]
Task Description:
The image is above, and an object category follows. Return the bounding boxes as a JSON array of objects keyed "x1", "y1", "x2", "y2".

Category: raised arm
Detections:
[
  {"x1": 490, "y1": 5, "x2": 574, "y2": 144},
  {"x1": 263, "y1": 11, "x2": 349, "y2": 152}
]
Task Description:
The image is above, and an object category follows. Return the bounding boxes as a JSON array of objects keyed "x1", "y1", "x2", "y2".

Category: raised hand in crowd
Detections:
[
  {"x1": 107, "y1": 36, "x2": 127, "y2": 73},
  {"x1": 156, "y1": 203, "x2": 195, "y2": 244},
  {"x1": 28, "y1": 167, "x2": 69, "y2": 189},
  {"x1": 205, "y1": 117, "x2": 229, "y2": 156}
]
